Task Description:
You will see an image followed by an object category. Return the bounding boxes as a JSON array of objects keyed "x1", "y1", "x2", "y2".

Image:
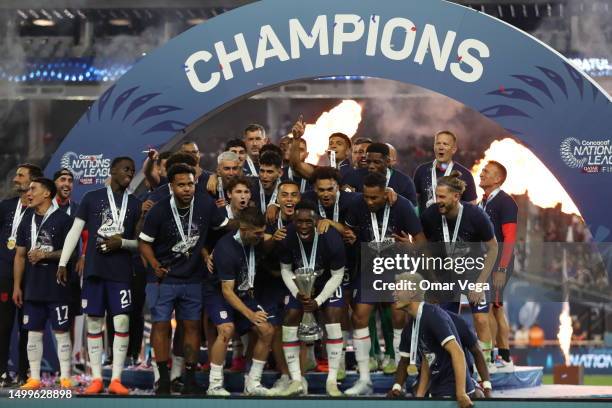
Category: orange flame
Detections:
[
  {"x1": 471, "y1": 138, "x2": 581, "y2": 215},
  {"x1": 558, "y1": 302, "x2": 573, "y2": 366},
  {"x1": 299, "y1": 100, "x2": 363, "y2": 164}
]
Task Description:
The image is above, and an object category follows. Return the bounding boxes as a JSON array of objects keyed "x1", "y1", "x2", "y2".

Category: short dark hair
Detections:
[
  {"x1": 226, "y1": 138, "x2": 247, "y2": 151},
  {"x1": 260, "y1": 144, "x2": 283, "y2": 157},
  {"x1": 435, "y1": 130, "x2": 457, "y2": 143},
  {"x1": 165, "y1": 152, "x2": 198, "y2": 169},
  {"x1": 17, "y1": 163, "x2": 43, "y2": 179},
  {"x1": 366, "y1": 142, "x2": 390, "y2": 157},
  {"x1": 295, "y1": 200, "x2": 317, "y2": 214},
  {"x1": 329, "y1": 132, "x2": 351, "y2": 148},
  {"x1": 238, "y1": 206, "x2": 266, "y2": 227},
  {"x1": 488, "y1": 160, "x2": 508, "y2": 184},
  {"x1": 278, "y1": 180, "x2": 300, "y2": 191},
  {"x1": 32, "y1": 177, "x2": 57, "y2": 199},
  {"x1": 311, "y1": 166, "x2": 340, "y2": 184},
  {"x1": 52, "y1": 168, "x2": 73, "y2": 181},
  {"x1": 157, "y1": 151, "x2": 173, "y2": 165},
  {"x1": 363, "y1": 172, "x2": 387, "y2": 190},
  {"x1": 111, "y1": 156, "x2": 135, "y2": 169},
  {"x1": 353, "y1": 137, "x2": 373, "y2": 146},
  {"x1": 259, "y1": 151, "x2": 282, "y2": 169},
  {"x1": 244, "y1": 124, "x2": 266, "y2": 138},
  {"x1": 226, "y1": 175, "x2": 252, "y2": 194},
  {"x1": 167, "y1": 163, "x2": 196, "y2": 183}
]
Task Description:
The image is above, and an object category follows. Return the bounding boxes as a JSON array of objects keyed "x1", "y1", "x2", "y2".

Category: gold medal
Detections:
[
  {"x1": 407, "y1": 364, "x2": 418, "y2": 376},
  {"x1": 6, "y1": 238, "x2": 16, "y2": 250}
]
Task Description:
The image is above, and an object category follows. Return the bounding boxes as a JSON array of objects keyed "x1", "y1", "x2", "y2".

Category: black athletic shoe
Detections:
[
  {"x1": 155, "y1": 379, "x2": 171, "y2": 395},
  {"x1": 171, "y1": 378, "x2": 184, "y2": 393},
  {"x1": 0, "y1": 372, "x2": 12, "y2": 388}
]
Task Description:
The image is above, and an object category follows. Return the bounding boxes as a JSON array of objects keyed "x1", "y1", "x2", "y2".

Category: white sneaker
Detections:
[
  {"x1": 495, "y1": 357, "x2": 515, "y2": 373},
  {"x1": 326, "y1": 381, "x2": 343, "y2": 397},
  {"x1": 269, "y1": 374, "x2": 290, "y2": 396},
  {"x1": 207, "y1": 384, "x2": 231, "y2": 396},
  {"x1": 244, "y1": 376, "x2": 270, "y2": 396},
  {"x1": 300, "y1": 377, "x2": 309, "y2": 395},
  {"x1": 487, "y1": 362, "x2": 498, "y2": 374},
  {"x1": 344, "y1": 379, "x2": 373, "y2": 396},
  {"x1": 277, "y1": 379, "x2": 304, "y2": 397}
]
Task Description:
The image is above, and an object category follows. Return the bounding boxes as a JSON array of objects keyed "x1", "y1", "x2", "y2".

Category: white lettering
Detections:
[
  {"x1": 333, "y1": 14, "x2": 365, "y2": 55},
  {"x1": 365, "y1": 15, "x2": 380, "y2": 56},
  {"x1": 289, "y1": 15, "x2": 329, "y2": 58},
  {"x1": 380, "y1": 18, "x2": 417, "y2": 60},
  {"x1": 450, "y1": 38, "x2": 490, "y2": 83},
  {"x1": 414, "y1": 24, "x2": 456, "y2": 71},
  {"x1": 185, "y1": 50, "x2": 221, "y2": 93},
  {"x1": 215, "y1": 33, "x2": 254, "y2": 80},
  {"x1": 255, "y1": 25, "x2": 290, "y2": 69}
]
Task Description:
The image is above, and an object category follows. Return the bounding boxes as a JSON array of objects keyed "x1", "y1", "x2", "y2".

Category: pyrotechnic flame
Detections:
[
  {"x1": 471, "y1": 138, "x2": 581, "y2": 215},
  {"x1": 298, "y1": 100, "x2": 362, "y2": 164},
  {"x1": 558, "y1": 302, "x2": 573, "y2": 366}
]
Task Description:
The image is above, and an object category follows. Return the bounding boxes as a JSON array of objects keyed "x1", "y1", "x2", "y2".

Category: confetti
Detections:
[
  {"x1": 219, "y1": 64, "x2": 223, "y2": 70},
  {"x1": 411, "y1": 26, "x2": 417, "y2": 31},
  {"x1": 499, "y1": 86, "x2": 506, "y2": 92},
  {"x1": 371, "y1": 15, "x2": 376, "y2": 22},
  {"x1": 358, "y1": 17, "x2": 362, "y2": 23},
  {"x1": 457, "y1": 56, "x2": 463, "y2": 61}
]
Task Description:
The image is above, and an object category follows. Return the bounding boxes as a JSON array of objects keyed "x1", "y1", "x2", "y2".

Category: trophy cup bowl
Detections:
[{"x1": 294, "y1": 267, "x2": 323, "y2": 342}]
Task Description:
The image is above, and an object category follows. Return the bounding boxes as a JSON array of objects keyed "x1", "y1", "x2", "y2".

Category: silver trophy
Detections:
[{"x1": 294, "y1": 267, "x2": 323, "y2": 342}]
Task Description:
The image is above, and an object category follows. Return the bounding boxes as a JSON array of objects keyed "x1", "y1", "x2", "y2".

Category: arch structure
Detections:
[{"x1": 46, "y1": 0, "x2": 612, "y2": 240}]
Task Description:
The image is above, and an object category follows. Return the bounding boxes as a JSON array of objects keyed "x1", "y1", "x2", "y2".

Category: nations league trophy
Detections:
[{"x1": 294, "y1": 267, "x2": 323, "y2": 342}]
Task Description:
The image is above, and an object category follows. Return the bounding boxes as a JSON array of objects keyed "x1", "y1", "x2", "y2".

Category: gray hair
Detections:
[{"x1": 217, "y1": 151, "x2": 239, "y2": 164}]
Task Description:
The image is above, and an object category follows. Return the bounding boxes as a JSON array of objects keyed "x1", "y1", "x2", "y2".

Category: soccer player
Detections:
[
  {"x1": 420, "y1": 171, "x2": 498, "y2": 368},
  {"x1": 0, "y1": 163, "x2": 43, "y2": 386},
  {"x1": 143, "y1": 150, "x2": 172, "y2": 189},
  {"x1": 139, "y1": 163, "x2": 227, "y2": 394},
  {"x1": 279, "y1": 201, "x2": 346, "y2": 396},
  {"x1": 243, "y1": 124, "x2": 267, "y2": 177},
  {"x1": 413, "y1": 131, "x2": 477, "y2": 214},
  {"x1": 392, "y1": 274, "x2": 475, "y2": 408},
  {"x1": 57, "y1": 156, "x2": 142, "y2": 395},
  {"x1": 478, "y1": 161, "x2": 518, "y2": 372},
  {"x1": 341, "y1": 142, "x2": 417, "y2": 206},
  {"x1": 206, "y1": 208, "x2": 275, "y2": 396},
  {"x1": 386, "y1": 143, "x2": 398, "y2": 167},
  {"x1": 252, "y1": 151, "x2": 283, "y2": 216},
  {"x1": 223, "y1": 176, "x2": 253, "y2": 221},
  {"x1": 206, "y1": 151, "x2": 242, "y2": 208},
  {"x1": 179, "y1": 141, "x2": 202, "y2": 167},
  {"x1": 226, "y1": 139, "x2": 248, "y2": 168},
  {"x1": 343, "y1": 172, "x2": 426, "y2": 395},
  {"x1": 13, "y1": 178, "x2": 74, "y2": 390},
  {"x1": 351, "y1": 138, "x2": 372, "y2": 169},
  {"x1": 146, "y1": 152, "x2": 199, "y2": 204},
  {"x1": 289, "y1": 118, "x2": 352, "y2": 179},
  {"x1": 280, "y1": 136, "x2": 310, "y2": 193}
]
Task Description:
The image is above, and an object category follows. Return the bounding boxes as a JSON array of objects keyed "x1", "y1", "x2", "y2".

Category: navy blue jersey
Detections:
[
  {"x1": 480, "y1": 190, "x2": 517, "y2": 244},
  {"x1": 337, "y1": 159, "x2": 352, "y2": 179},
  {"x1": 250, "y1": 179, "x2": 279, "y2": 214},
  {"x1": 444, "y1": 310, "x2": 478, "y2": 374},
  {"x1": 420, "y1": 202, "x2": 495, "y2": 247},
  {"x1": 146, "y1": 172, "x2": 211, "y2": 204},
  {"x1": 399, "y1": 303, "x2": 474, "y2": 397},
  {"x1": 340, "y1": 168, "x2": 417, "y2": 206},
  {"x1": 213, "y1": 231, "x2": 262, "y2": 294},
  {"x1": 243, "y1": 158, "x2": 259, "y2": 178},
  {"x1": 0, "y1": 197, "x2": 28, "y2": 274},
  {"x1": 140, "y1": 194, "x2": 226, "y2": 283},
  {"x1": 16, "y1": 209, "x2": 74, "y2": 302},
  {"x1": 55, "y1": 200, "x2": 79, "y2": 216},
  {"x1": 75, "y1": 187, "x2": 141, "y2": 282},
  {"x1": 345, "y1": 195, "x2": 422, "y2": 243},
  {"x1": 413, "y1": 161, "x2": 478, "y2": 214},
  {"x1": 281, "y1": 167, "x2": 312, "y2": 193},
  {"x1": 302, "y1": 190, "x2": 359, "y2": 224},
  {"x1": 278, "y1": 224, "x2": 345, "y2": 288}
]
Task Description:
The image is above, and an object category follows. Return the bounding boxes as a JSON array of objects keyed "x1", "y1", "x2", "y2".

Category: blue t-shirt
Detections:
[
  {"x1": 0, "y1": 197, "x2": 28, "y2": 273},
  {"x1": 281, "y1": 166, "x2": 312, "y2": 193},
  {"x1": 340, "y1": 168, "x2": 417, "y2": 206},
  {"x1": 75, "y1": 187, "x2": 141, "y2": 282},
  {"x1": 243, "y1": 159, "x2": 259, "y2": 178},
  {"x1": 420, "y1": 202, "x2": 495, "y2": 246},
  {"x1": 140, "y1": 194, "x2": 227, "y2": 283},
  {"x1": 444, "y1": 310, "x2": 478, "y2": 374},
  {"x1": 337, "y1": 159, "x2": 352, "y2": 179},
  {"x1": 345, "y1": 195, "x2": 422, "y2": 244},
  {"x1": 213, "y1": 231, "x2": 262, "y2": 294},
  {"x1": 16, "y1": 209, "x2": 74, "y2": 302},
  {"x1": 481, "y1": 190, "x2": 517, "y2": 269},
  {"x1": 146, "y1": 172, "x2": 211, "y2": 203},
  {"x1": 302, "y1": 190, "x2": 359, "y2": 224},
  {"x1": 413, "y1": 161, "x2": 478, "y2": 214},
  {"x1": 399, "y1": 303, "x2": 475, "y2": 397},
  {"x1": 278, "y1": 224, "x2": 345, "y2": 288},
  {"x1": 250, "y1": 178, "x2": 278, "y2": 214}
]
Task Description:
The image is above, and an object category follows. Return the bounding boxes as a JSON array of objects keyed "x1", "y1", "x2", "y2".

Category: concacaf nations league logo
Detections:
[
  {"x1": 560, "y1": 137, "x2": 612, "y2": 174},
  {"x1": 60, "y1": 151, "x2": 111, "y2": 185}
]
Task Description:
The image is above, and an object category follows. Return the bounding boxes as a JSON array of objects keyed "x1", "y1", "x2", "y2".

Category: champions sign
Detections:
[
  {"x1": 45, "y1": 0, "x2": 612, "y2": 239},
  {"x1": 185, "y1": 15, "x2": 490, "y2": 93}
]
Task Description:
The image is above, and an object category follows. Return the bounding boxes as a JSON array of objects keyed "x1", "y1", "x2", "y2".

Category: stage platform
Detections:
[{"x1": 100, "y1": 365, "x2": 544, "y2": 394}]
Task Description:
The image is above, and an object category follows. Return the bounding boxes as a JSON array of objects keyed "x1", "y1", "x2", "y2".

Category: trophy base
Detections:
[{"x1": 298, "y1": 332, "x2": 323, "y2": 343}]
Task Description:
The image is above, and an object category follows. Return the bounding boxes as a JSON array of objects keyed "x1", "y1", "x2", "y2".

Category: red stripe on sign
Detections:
[
  {"x1": 326, "y1": 339, "x2": 343, "y2": 345},
  {"x1": 283, "y1": 342, "x2": 300, "y2": 348},
  {"x1": 115, "y1": 332, "x2": 129, "y2": 338},
  {"x1": 87, "y1": 333, "x2": 103, "y2": 339}
]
